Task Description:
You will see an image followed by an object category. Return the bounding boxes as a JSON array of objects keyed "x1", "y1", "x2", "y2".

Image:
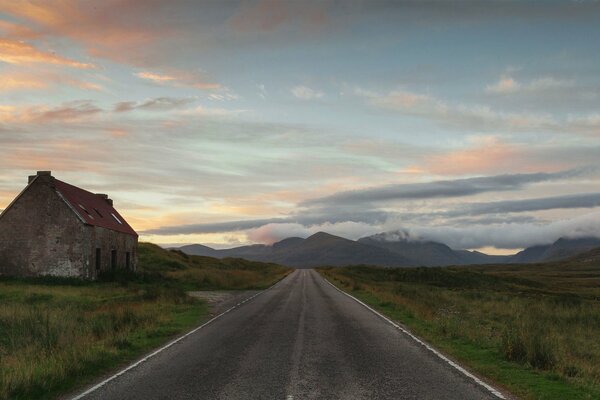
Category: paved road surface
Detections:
[{"x1": 75, "y1": 269, "x2": 502, "y2": 400}]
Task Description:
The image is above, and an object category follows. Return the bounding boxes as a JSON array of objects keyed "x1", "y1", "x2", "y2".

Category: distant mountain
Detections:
[
  {"x1": 177, "y1": 244, "x2": 223, "y2": 258},
  {"x1": 511, "y1": 237, "x2": 600, "y2": 263},
  {"x1": 358, "y1": 234, "x2": 467, "y2": 266},
  {"x1": 177, "y1": 232, "x2": 414, "y2": 268},
  {"x1": 569, "y1": 246, "x2": 600, "y2": 263},
  {"x1": 174, "y1": 231, "x2": 600, "y2": 268}
]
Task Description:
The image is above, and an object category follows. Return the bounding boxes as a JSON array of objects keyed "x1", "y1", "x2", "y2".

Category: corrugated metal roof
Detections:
[{"x1": 54, "y1": 179, "x2": 138, "y2": 236}]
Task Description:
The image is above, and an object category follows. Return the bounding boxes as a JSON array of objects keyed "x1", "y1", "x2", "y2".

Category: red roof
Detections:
[{"x1": 54, "y1": 179, "x2": 138, "y2": 236}]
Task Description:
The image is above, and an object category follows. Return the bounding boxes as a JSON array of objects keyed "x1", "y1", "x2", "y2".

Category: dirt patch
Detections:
[{"x1": 187, "y1": 290, "x2": 261, "y2": 315}]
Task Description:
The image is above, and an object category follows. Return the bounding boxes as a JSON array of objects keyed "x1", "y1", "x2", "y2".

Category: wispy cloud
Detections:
[
  {"x1": 135, "y1": 70, "x2": 220, "y2": 90},
  {"x1": 0, "y1": 101, "x2": 102, "y2": 124},
  {"x1": 0, "y1": 69, "x2": 102, "y2": 91},
  {"x1": 291, "y1": 85, "x2": 324, "y2": 100},
  {"x1": 301, "y1": 168, "x2": 590, "y2": 207},
  {"x1": 486, "y1": 74, "x2": 572, "y2": 94},
  {"x1": 446, "y1": 192, "x2": 600, "y2": 217},
  {"x1": 0, "y1": 38, "x2": 94, "y2": 68},
  {"x1": 114, "y1": 97, "x2": 196, "y2": 113}
]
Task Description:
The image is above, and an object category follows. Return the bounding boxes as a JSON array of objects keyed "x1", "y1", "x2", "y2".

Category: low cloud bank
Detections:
[{"x1": 237, "y1": 212, "x2": 600, "y2": 250}]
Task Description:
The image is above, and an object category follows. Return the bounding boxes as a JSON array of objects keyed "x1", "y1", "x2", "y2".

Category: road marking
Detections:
[
  {"x1": 322, "y1": 276, "x2": 507, "y2": 400},
  {"x1": 70, "y1": 274, "x2": 292, "y2": 400},
  {"x1": 286, "y1": 395, "x2": 294, "y2": 400}
]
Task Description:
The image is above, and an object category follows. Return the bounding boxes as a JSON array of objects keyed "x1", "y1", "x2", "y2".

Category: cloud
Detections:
[
  {"x1": 404, "y1": 212, "x2": 600, "y2": 249},
  {"x1": 424, "y1": 137, "x2": 525, "y2": 175},
  {"x1": 208, "y1": 89, "x2": 240, "y2": 101},
  {"x1": 359, "y1": 87, "x2": 557, "y2": 133},
  {"x1": 135, "y1": 70, "x2": 220, "y2": 90},
  {"x1": 247, "y1": 221, "x2": 381, "y2": 244},
  {"x1": 291, "y1": 85, "x2": 324, "y2": 100},
  {"x1": 0, "y1": 38, "x2": 95, "y2": 68},
  {"x1": 0, "y1": 101, "x2": 102, "y2": 124},
  {"x1": 356, "y1": 86, "x2": 600, "y2": 136},
  {"x1": 445, "y1": 192, "x2": 600, "y2": 217},
  {"x1": 0, "y1": 72, "x2": 47, "y2": 90},
  {"x1": 114, "y1": 97, "x2": 196, "y2": 113},
  {"x1": 486, "y1": 76, "x2": 520, "y2": 94},
  {"x1": 138, "y1": 170, "x2": 600, "y2": 241},
  {"x1": 486, "y1": 75, "x2": 572, "y2": 94},
  {"x1": 142, "y1": 218, "x2": 288, "y2": 235},
  {"x1": 301, "y1": 168, "x2": 591, "y2": 207},
  {"x1": 0, "y1": 69, "x2": 102, "y2": 92}
]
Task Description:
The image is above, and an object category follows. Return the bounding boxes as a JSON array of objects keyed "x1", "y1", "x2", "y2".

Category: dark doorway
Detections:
[
  {"x1": 126, "y1": 252, "x2": 131, "y2": 270},
  {"x1": 95, "y1": 248, "x2": 101, "y2": 272},
  {"x1": 111, "y1": 250, "x2": 117, "y2": 271}
]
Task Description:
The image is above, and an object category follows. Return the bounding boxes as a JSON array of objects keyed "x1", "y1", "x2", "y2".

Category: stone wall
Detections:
[
  {"x1": 0, "y1": 174, "x2": 138, "y2": 279},
  {"x1": 0, "y1": 175, "x2": 87, "y2": 277},
  {"x1": 84, "y1": 225, "x2": 138, "y2": 278}
]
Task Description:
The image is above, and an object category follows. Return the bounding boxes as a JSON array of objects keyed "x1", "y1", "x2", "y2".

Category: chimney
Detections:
[
  {"x1": 96, "y1": 194, "x2": 113, "y2": 206},
  {"x1": 29, "y1": 171, "x2": 54, "y2": 185}
]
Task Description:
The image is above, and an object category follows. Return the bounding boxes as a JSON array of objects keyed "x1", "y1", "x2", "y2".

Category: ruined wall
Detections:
[
  {"x1": 84, "y1": 226, "x2": 138, "y2": 278},
  {"x1": 0, "y1": 176, "x2": 87, "y2": 277}
]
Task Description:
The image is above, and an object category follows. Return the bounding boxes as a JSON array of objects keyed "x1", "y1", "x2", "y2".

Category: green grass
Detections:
[
  {"x1": 318, "y1": 260, "x2": 600, "y2": 400},
  {"x1": 0, "y1": 243, "x2": 291, "y2": 400}
]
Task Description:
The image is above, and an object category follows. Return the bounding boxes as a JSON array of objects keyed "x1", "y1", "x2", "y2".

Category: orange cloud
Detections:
[
  {"x1": 0, "y1": 101, "x2": 102, "y2": 124},
  {"x1": 0, "y1": 38, "x2": 94, "y2": 68},
  {"x1": 424, "y1": 137, "x2": 526, "y2": 175},
  {"x1": 0, "y1": 73, "x2": 48, "y2": 90},
  {"x1": 135, "y1": 70, "x2": 220, "y2": 90},
  {"x1": 0, "y1": 70, "x2": 102, "y2": 91},
  {"x1": 0, "y1": 1, "x2": 175, "y2": 66}
]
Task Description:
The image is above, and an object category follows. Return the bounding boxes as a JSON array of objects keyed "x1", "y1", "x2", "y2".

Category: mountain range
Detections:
[{"x1": 174, "y1": 231, "x2": 600, "y2": 268}]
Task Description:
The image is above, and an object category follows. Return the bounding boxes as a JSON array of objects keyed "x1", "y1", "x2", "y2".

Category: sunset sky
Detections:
[{"x1": 1, "y1": 1, "x2": 600, "y2": 254}]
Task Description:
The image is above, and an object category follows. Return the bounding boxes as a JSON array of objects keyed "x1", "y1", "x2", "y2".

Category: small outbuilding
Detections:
[{"x1": 0, "y1": 171, "x2": 138, "y2": 278}]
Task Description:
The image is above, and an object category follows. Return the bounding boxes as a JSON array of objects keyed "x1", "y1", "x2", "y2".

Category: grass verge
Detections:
[
  {"x1": 318, "y1": 261, "x2": 600, "y2": 400},
  {"x1": 0, "y1": 243, "x2": 291, "y2": 400}
]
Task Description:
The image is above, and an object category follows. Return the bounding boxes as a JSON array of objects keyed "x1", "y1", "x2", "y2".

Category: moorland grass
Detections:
[
  {"x1": 318, "y1": 261, "x2": 600, "y2": 400},
  {"x1": 0, "y1": 243, "x2": 291, "y2": 400}
]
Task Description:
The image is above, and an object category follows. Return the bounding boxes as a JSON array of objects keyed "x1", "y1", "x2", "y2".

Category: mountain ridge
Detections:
[{"x1": 174, "y1": 232, "x2": 600, "y2": 268}]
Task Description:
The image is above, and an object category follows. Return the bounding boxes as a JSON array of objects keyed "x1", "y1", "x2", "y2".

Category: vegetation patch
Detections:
[
  {"x1": 318, "y1": 260, "x2": 600, "y2": 400},
  {"x1": 0, "y1": 243, "x2": 291, "y2": 400}
]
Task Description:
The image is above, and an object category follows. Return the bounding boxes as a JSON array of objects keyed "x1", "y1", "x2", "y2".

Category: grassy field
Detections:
[
  {"x1": 0, "y1": 243, "x2": 291, "y2": 400},
  {"x1": 318, "y1": 258, "x2": 600, "y2": 400}
]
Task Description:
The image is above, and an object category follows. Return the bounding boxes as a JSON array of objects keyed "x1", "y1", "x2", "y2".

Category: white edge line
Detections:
[
  {"x1": 70, "y1": 277, "x2": 286, "y2": 400},
  {"x1": 322, "y1": 276, "x2": 507, "y2": 400}
]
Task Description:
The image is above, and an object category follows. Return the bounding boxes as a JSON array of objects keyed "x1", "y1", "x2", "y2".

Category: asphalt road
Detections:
[{"x1": 75, "y1": 269, "x2": 502, "y2": 400}]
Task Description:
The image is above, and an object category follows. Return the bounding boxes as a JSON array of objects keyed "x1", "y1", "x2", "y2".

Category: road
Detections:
[{"x1": 74, "y1": 269, "x2": 502, "y2": 400}]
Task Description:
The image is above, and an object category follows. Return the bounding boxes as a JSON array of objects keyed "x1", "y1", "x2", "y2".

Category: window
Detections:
[
  {"x1": 95, "y1": 248, "x2": 101, "y2": 271},
  {"x1": 111, "y1": 213, "x2": 123, "y2": 224},
  {"x1": 126, "y1": 252, "x2": 131, "y2": 270},
  {"x1": 78, "y1": 204, "x2": 94, "y2": 219},
  {"x1": 94, "y1": 208, "x2": 103, "y2": 218},
  {"x1": 111, "y1": 250, "x2": 117, "y2": 271}
]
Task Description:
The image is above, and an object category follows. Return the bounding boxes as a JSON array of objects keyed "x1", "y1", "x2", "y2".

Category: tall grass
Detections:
[
  {"x1": 0, "y1": 283, "x2": 199, "y2": 400},
  {"x1": 138, "y1": 242, "x2": 291, "y2": 290},
  {"x1": 319, "y1": 262, "x2": 600, "y2": 399},
  {"x1": 0, "y1": 242, "x2": 291, "y2": 399}
]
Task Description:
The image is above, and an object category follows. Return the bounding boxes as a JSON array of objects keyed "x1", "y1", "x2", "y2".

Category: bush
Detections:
[{"x1": 501, "y1": 321, "x2": 555, "y2": 370}]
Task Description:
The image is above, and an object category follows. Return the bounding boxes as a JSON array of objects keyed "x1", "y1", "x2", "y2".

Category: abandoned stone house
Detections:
[{"x1": 0, "y1": 171, "x2": 138, "y2": 279}]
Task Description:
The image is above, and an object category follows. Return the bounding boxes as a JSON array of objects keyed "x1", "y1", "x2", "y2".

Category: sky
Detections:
[{"x1": 1, "y1": 0, "x2": 600, "y2": 255}]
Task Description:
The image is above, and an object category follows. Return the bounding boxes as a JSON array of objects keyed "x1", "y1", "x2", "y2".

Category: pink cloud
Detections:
[
  {"x1": 422, "y1": 137, "x2": 568, "y2": 175},
  {"x1": 135, "y1": 70, "x2": 220, "y2": 90},
  {"x1": 0, "y1": 38, "x2": 94, "y2": 68}
]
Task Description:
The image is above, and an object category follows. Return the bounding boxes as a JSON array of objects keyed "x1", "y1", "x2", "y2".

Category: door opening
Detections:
[
  {"x1": 95, "y1": 248, "x2": 101, "y2": 272},
  {"x1": 111, "y1": 250, "x2": 117, "y2": 271}
]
